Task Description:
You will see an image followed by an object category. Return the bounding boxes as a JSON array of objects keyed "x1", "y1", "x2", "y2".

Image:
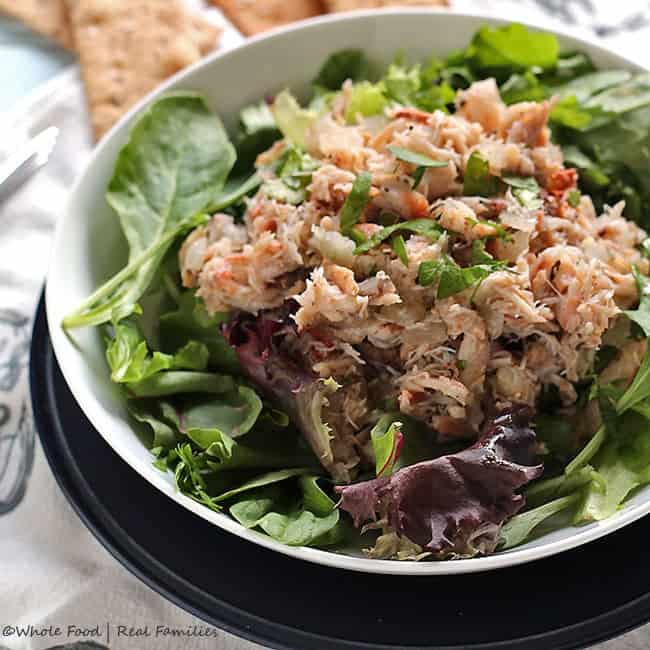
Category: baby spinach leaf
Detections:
[
  {"x1": 127, "y1": 371, "x2": 236, "y2": 398},
  {"x1": 314, "y1": 49, "x2": 370, "y2": 90},
  {"x1": 63, "y1": 94, "x2": 236, "y2": 329},
  {"x1": 499, "y1": 493, "x2": 581, "y2": 549},
  {"x1": 468, "y1": 23, "x2": 559, "y2": 73},
  {"x1": 463, "y1": 152, "x2": 500, "y2": 196},
  {"x1": 353, "y1": 218, "x2": 441, "y2": 254},
  {"x1": 176, "y1": 387, "x2": 263, "y2": 442},
  {"x1": 299, "y1": 475, "x2": 336, "y2": 516},
  {"x1": 129, "y1": 400, "x2": 180, "y2": 450},
  {"x1": 271, "y1": 90, "x2": 317, "y2": 148},
  {"x1": 159, "y1": 291, "x2": 239, "y2": 372},
  {"x1": 230, "y1": 477, "x2": 342, "y2": 547},
  {"x1": 585, "y1": 73, "x2": 650, "y2": 114},
  {"x1": 340, "y1": 171, "x2": 373, "y2": 234}
]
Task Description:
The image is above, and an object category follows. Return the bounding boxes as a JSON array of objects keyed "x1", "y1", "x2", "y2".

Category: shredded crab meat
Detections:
[{"x1": 180, "y1": 76, "x2": 647, "y2": 465}]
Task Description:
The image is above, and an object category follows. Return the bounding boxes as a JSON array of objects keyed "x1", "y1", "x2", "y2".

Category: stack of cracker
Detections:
[
  {"x1": 215, "y1": 0, "x2": 447, "y2": 36},
  {"x1": 0, "y1": 0, "x2": 221, "y2": 139},
  {"x1": 0, "y1": 0, "x2": 449, "y2": 138}
]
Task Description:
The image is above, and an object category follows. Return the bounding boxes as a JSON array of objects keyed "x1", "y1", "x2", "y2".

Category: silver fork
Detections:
[{"x1": 0, "y1": 126, "x2": 58, "y2": 204}]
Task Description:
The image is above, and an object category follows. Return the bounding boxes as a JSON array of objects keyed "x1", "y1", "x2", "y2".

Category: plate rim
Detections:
[{"x1": 44, "y1": 8, "x2": 650, "y2": 576}]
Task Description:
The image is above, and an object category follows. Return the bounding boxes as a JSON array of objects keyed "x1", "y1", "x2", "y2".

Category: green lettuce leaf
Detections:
[
  {"x1": 345, "y1": 81, "x2": 388, "y2": 123},
  {"x1": 271, "y1": 90, "x2": 317, "y2": 148},
  {"x1": 63, "y1": 94, "x2": 236, "y2": 329}
]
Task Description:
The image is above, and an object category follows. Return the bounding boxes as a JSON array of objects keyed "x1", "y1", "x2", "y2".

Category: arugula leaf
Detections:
[
  {"x1": 339, "y1": 171, "x2": 373, "y2": 235},
  {"x1": 617, "y1": 344, "x2": 650, "y2": 414},
  {"x1": 564, "y1": 425, "x2": 606, "y2": 475},
  {"x1": 371, "y1": 416, "x2": 404, "y2": 477},
  {"x1": 463, "y1": 151, "x2": 500, "y2": 196},
  {"x1": 127, "y1": 371, "x2": 236, "y2": 398},
  {"x1": 213, "y1": 468, "x2": 311, "y2": 503},
  {"x1": 418, "y1": 255, "x2": 501, "y2": 299},
  {"x1": 387, "y1": 145, "x2": 449, "y2": 171},
  {"x1": 468, "y1": 23, "x2": 559, "y2": 73},
  {"x1": 271, "y1": 90, "x2": 317, "y2": 148},
  {"x1": 345, "y1": 81, "x2": 388, "y2": 123},
  {"x1": 500, "y1": 70, "x2": 547, "y2": 104},
  {"x1": 63, "y1": 94, "x2": 236, "y2": 329},
  {"x1": 499, "y1": 493, "x2": 581, "y2": 549},
  {"x1": 314, "y1": 49, "x2": 370, "y2": 90},
  {"x1": 525, "y1": 464, "x2": 602, "y2": 508},
  {"x1": 556, "y1": 70, "x2": 631, "y2": 103},
  {"x1": 550, "y1": 95, "x2": 594, "y2": 130},
  {"x1": 624, "y1": 267, "x2": 650, "y2": 337},
  {"x1": 353, "y1": 218, "x2": 441, "y2": 254},
  {"x1": 392, "y1": 234, "x2": 409, "y2": 266}
]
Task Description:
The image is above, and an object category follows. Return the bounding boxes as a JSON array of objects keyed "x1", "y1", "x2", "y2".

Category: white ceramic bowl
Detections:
[{"x1": 46, "y1": 9, "x2": 648, "y2": 575}]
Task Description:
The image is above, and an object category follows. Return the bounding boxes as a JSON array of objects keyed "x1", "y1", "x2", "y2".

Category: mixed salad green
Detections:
[{"x1": 63, "y1": 23, "x2": 650, "y2": 559}]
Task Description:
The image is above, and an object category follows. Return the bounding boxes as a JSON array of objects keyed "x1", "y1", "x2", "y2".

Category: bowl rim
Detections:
[{"x1": 46, "y1": 8, "x2": 649, "y2": 576}]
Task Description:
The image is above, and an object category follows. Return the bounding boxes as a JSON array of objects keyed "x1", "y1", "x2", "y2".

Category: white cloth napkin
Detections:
[{"x1": 1, "y1": 2, "x2": 650, "y2": 649}]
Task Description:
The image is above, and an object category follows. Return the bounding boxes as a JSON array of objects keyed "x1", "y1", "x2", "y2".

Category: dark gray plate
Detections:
[{"x1": 30, "y1": 293, "x2": 650, "y2": 650}]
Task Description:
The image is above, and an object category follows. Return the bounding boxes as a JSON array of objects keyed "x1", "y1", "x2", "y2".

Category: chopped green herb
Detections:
[
  {"x1": 417, "y1": 255, "x2": 501, "y2": 299},
  {"x1": 463, "y1": 151, "x2": 500, "y2": 196},
  {"x1": 387, "y1": 145, "x2": 449, "y2": 169},
  {"x1": 392, "y1": 234, "x2": 409, "y2": 266},
  {"x1": 353, "y1": 218, "x2": 441, "y2": 254},
  {"x1": 567, "y1": 189, "x2": 582, "y2": 207},
  {"x1": 339, "y1": 171, "x2": 373, "y2": 235}
]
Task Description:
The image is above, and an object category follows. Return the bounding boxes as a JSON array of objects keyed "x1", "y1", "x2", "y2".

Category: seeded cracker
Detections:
[
  {"x1": 213, "y1": 0, "x2": 324, "y2": 36},
  {"x1": 66, "y1": 0, "x2": 221, "y2": 139},
  {"x1": 0, "y1": 0, "x2": 73, "y2": 49}
]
